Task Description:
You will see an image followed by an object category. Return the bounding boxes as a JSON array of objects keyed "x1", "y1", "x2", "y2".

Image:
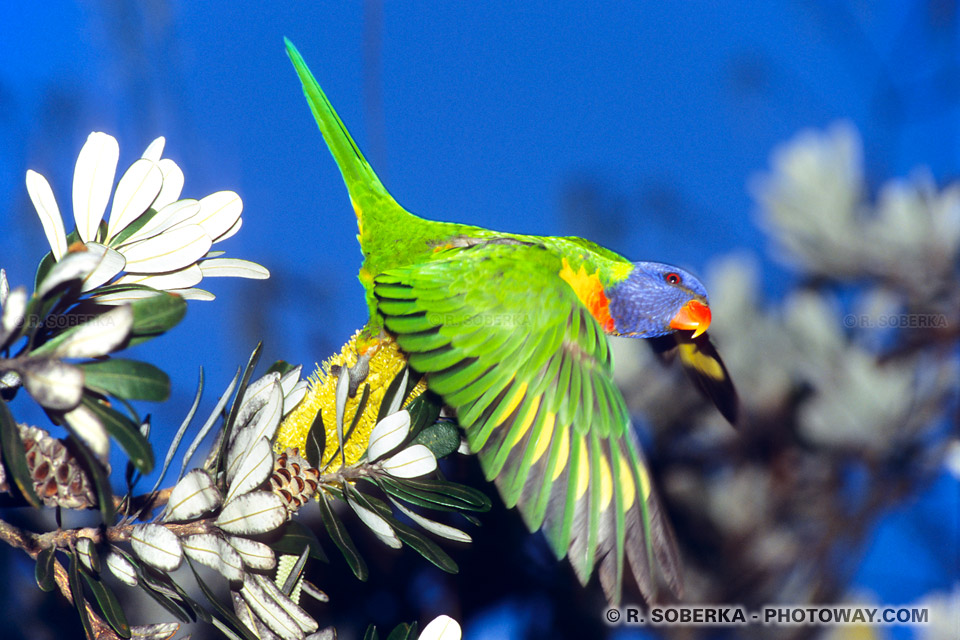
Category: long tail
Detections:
[{"x1": 285, "y1": 38, "x2": 403, "y2": 232}]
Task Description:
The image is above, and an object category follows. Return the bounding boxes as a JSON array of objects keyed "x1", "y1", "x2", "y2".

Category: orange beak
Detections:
[{"x1": 670, "y1": 299, "x2": 711, "y2": 338}]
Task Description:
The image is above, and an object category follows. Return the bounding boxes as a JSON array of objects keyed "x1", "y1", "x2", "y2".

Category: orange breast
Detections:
[{"x1": 558, "y1": 258, "x2": 615, "y2": 333}]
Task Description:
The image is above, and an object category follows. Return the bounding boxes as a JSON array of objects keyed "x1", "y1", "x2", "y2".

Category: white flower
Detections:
[{"x1": 26, "y1": 132, "x2": 269, "y2": 304}]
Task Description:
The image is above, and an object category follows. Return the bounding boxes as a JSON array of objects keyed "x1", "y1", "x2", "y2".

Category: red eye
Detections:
[{"x1": 665, "y1": 272, "x2": 681, "y2": 285}]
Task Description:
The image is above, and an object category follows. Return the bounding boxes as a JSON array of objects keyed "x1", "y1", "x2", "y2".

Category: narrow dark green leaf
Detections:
[
  {"x1": 129, "y1": 292, "x2": 187, "y2": 336},
  {"x1": 317, "y1": 491, "x2": 367, "y2": 581},
  {"x1": 81, "y1": 395, "x2": 154, "y2": 473},
  {"x1": 35, "y1": 546, "x2": 56, "y2": 592},
  {"x1": 377, "y1": 479, "x2": 459, "y2": 513},
  {"x1": 68, "y1": 551, "x2": 96, "y2": 639},
  {"x1": 394, "y1": 476, "x2": 492, "y2": 511},
  {"x1": 304, "y1": 405, "x2": 326, "y2": 469},
  {"x1": 186, "y1": 558, "x2": 259, "y2": 640},
  {"x1": 280, "y1": 545, "x2": 310, "y2": 596},
  {"x1": 108, "y1": 208, "x2": 159, "y2": 246},
  {"x1": 377, "y1": 365, "x2": 409, "y2": 424},
  {"x1": 34, "y1": 250, "x2": 57, "y2": 292},
  {"x1": 70, "y1": 434, "x2": 115, "y2": 521},
  {"x1": 265, "y1": 360, "x2": 295, "y2": 377},
  {"x1": 268, "y1": 519, "x2": 328, "y2": 562},
  {"x1": 389, "y1": 517, "x2": 458, "y2": 574},
  {"x1": 385, "y1": 623, "x2": 418, "y2": 640},
  {"x1": 0, "y1": 400, "x2": 41, "y2": 506},
  {"x1": 412, "y1": 420, "x2": 460, "y2": 459},
  {"x1": 216, "y1": 343, "x2": 262, "y2": 483},
  {"x1": 80, "y1": 564, "x2": 131, "y2": 638},
  {"x1": 140, "y1": 565, "x2": 207, "y2": 623},
  {"x1": 137, "y1": 576, "x2": 193, "y2": 623},
  {"x1": 80, "y1": 359, "x2": 170, "y2": 401},
  {"x1": 405, "y1": 392, "x2": 443, "y2": 440},
  {"x1": 343, "y1": 382, "x2": 370, "y2": 444},
  {"x1": 363, "y1": 624, "x2": 380, "y2": 640}
]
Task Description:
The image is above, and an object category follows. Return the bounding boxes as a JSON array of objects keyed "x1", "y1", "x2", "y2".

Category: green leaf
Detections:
[
  {"x1": 129, "y1": 292, "x2": 186, "y2": 337},
  {"x1": 34, "y1": 250, "x2": 57, "y2": 292},
  {"x1": 268, "y1": 519, "x2": 329, "y2": 562},
  {"x1": 379, "y1": 476, "x2": 491, "y2": 513},
  {"x1": 80, "y1": 359, "x2": 170, "y2": 401},
  {"x1": 68, "y1": 551, "x2": 95, "y2": 640},
  {"x1": 304, "y1": 404, "x2": 326, "y2": 469},
  {"x1": 389, "y1": 517, "x2": 458, "y2": 574},
  {"x1": 386, "y1": 623, "x2": 418, "y2": 640},
  {"x1": 412, "y1": 420, "x2": 460, "y2": 459},
  {"x1": 108, "y1": 208, "x2": 159, "y2": 246},
  {"x1": 266, "y1": 360, "x2": 296, "y2": 377},
  {"x1": 139, "y1": 565, "x2": 207, "y2": 623},
  {"x1": 377, "y1": 365, "x2": 410, "y2": 424},
  {"x1": 344, "y1": 382, "x2": 370, "y2": 443},
  {"x1": 405, "y1": 392, "x2": 443, "y2": 440},
  {"x1": 363, "y1": 625, "x2": 380, "y2": 640},
  {"x1": 81, "y1": 395, "x2": 154, "y2": 474},
  {"x1": 70, "y1": 431, "x2": 116, "y2": 522},
  {"x1": 317, "y1": 491, "x2": 368, "y2": 581},
  {"x1": 80, "y1": 564, "x2": 131, "y2": 638},
  {"x1": 35, "y1": 546, "x2": 56, "y2": 592},
  {"x1": 186, "y1": 558, "x2": 259, "y2": 640},
  {"x1": 0, "y1": 401, "x2": 41, "y2": 506}
]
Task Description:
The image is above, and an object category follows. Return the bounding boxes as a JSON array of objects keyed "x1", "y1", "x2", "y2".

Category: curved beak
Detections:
[{"x1": 670, "y1": 299, "x2": 711, "y2": 339}]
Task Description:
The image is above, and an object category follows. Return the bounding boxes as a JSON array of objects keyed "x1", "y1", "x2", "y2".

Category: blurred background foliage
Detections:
[{"x1": 1, "y1": 2, "x2": 957, "y2": 639}]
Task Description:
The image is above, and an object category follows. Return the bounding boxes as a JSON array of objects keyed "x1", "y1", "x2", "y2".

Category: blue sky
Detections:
[{"x1": 2, "y1": 2, "x2": 958, "y2": 638}]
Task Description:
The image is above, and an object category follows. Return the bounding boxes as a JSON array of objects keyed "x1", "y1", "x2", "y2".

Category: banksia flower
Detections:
[
  {"x1": 270, "y1": 447, "x2": 319, "y2": 513},
  {"x1": 19, "y1": 424, "x2": 96, "y2": 509}
]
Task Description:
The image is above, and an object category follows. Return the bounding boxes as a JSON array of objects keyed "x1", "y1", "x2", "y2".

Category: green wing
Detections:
[{"x1": 373, "y1": 242, "x2": 681, "y2": 604}]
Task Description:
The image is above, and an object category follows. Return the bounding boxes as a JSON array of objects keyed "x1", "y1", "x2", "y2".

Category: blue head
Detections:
[{"x1": 607, "y1": 261, "x2": 711, "y2": 338}]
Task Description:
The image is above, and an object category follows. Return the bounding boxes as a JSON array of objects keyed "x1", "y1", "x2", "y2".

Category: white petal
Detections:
[
  {"x1": 26, "y1": 170, "x2": 68, "y2": 260},
  {"x1": 418, "y1": 616, "x2": 461, "y2": 640},
  {"x1": 154, "y1": 158, "x2": 185, "y2": 210},
  {"x1": 194, "y1": 191, "x2": 243, "y2": 240},
  {"x1": 392, "y1": 500, "x2": 471, "y2": 543},
  {"x1": 117, "y1": 264, "x2": 203, "y2": 291},
  {"x1": 92, "y1": 288, "x2": 164, "y2": 305},
  {"x1": 284, "y1": 381, "x2": 308, "y2": 416},
  {"x1": 227, "y1": 536, "x2": 276, "y2": 571},
  {"x1": 348, "y1": 499, "x2": 401, "y2": 549},
  {"x1": 131, "y1": 523, "x2": 183, "y2": 572},
  {"x1": 199, "y1": 258, "x2": 270, "y2": 280},
  {"x1": 381, "y1": 444, "x2": 437, "y2": 479},
  {"x1": 122, "y1": 199, "x2": 200, "y2": 244},
  {"x1": 253, "y1": 574, "x2": 318, "y2": 633},
  {"x1": 181, "y1": 534, "x2": 244, "y2": 582},
  {"x1": 37, "y1": 249, "x2": 102, "y2": 297},
  {"x1": 79, "y1": 242, "x2": 126, "y2": 292},
  {"x1": 120, "y1": 224, "x2": 211, "y2": 273},
  {"x1": 367, "y1": 410, "x2": 411, "y2": 462},
  {"x1": 63, "y1": 403, "x2": 109, "y2": 460},
  {"x1": 225, "y1": 437, "x2": 275, "y2": 503},
  {"x1": 105, "y1": 549, "x2": 138, "y2": 586},
  {"x1": 107, "y1": 158, "x2": 163, "y2": 239},
  {"x1": 278, "y1": 366, "x2": 303, "y2": 399},
  {"x1": 141, "y1": 136, "x2": 165, "y2": 162},
  {"x1": 164, "y1": 468, "x2": 222, "y2": 522},
  {"x1": 171, "y1": 287, "x2": 215, "y2": 301},
  {"x1": 73, "y1": 132, "x2": 119, "y2": 243},
  {"x1": 215, "y1": 491, "x2": 287, "y2": 535},
  {"x1": 239, "y1": 574, "x2": 303, "y2": 640},
  {"x1": 216, "y1": 216, "x2": 243, "y2": 243},
  {"x1": 52, "y1": 305, "x2": 133, "y2": 358},
  {"x1": 22, "y1": 359, "x2": 84, "y2": 411},
  {"x1": 0, "y1": 286, "x2": 27, "y2": 344}
]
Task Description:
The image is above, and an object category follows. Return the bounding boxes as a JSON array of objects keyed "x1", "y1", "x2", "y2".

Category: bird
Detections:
[{"x1": 284, "y1": 38, "x2": 737, "y2": 605}]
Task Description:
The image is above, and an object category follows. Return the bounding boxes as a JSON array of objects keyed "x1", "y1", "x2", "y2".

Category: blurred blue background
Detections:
[{"x1": 1, "y1": 2, "x2": 957, "y2": 639}]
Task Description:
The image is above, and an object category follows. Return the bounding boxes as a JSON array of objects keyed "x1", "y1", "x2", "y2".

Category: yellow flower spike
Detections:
[{"x1": 274, "y1": 331, "x2": 426, "y2": 474}]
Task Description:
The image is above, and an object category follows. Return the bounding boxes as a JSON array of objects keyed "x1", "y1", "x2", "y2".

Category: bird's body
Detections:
[{"x1": 286, "y1": 39, "x2": 737, "y2": 605}]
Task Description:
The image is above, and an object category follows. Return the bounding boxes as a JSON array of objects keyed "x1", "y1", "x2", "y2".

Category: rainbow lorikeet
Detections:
[{"x1": 285, "y1": 39, "x2": 737, "y2": 604}]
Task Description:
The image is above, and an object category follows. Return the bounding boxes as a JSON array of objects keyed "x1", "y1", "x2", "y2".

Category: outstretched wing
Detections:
[{"x1": 373, "y1": 241, "x2": 681, "y2": 604}]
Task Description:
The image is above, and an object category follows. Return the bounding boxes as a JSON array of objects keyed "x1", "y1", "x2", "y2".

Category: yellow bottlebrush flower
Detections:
[{"x1": 274, "y1": 331, "x2": 426, "y2": 473}]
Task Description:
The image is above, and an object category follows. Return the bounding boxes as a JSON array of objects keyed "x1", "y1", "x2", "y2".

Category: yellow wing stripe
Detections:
[
  {"x1": 493, "y1": 381, "x2": 528, "y2": 428},
  {"x1": 550, "y1": 424, "x2": 570, "y2": 481},
  {"x1": 507, "y1": 394, "x2": 542, "y2": 448},
  {"x1": 575, "y1": 435, "x2": 590, "y2": 500},
  {"x1": 599, "y1": 452, "x2": 614, "y2": 510},
  {"x1": 637, "y1": 462, "x2": 651, "y2": 501},
  {"x1": 531, "y1": 411, "x2": 556, "y2": 464},
  {"x1": 618, "y1": 452, "x2": 636, "y2": 510},
  {"x1": 679, "y1": 342, "x2": 725, "y2": 380}
]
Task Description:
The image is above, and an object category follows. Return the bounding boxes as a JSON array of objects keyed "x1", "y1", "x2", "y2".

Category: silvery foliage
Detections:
[{"x1": 611, "y1": 122, "x2": 959, "y2": 608}]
